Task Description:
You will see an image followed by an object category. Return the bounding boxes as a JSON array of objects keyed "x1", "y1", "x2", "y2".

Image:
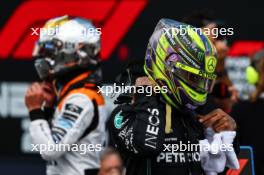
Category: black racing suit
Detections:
[{"x1": 108, "y1": 89, "x2": 219, "y2": 175}]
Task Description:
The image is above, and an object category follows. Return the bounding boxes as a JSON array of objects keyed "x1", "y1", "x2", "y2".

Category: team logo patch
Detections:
[
  {"x1": 65, "y1": 104, "x2": 83, "y2": 114},
  {"x1": 205, "y1": 56, "x2": 217, "y2": 73},
  {"x1": 114, "y1": 111, "x2": 123, "y2": 129}
]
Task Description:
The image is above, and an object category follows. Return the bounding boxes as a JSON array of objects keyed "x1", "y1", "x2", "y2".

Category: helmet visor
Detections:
[{"x1": 171, "y1": 62, "x2": 216, "y2": 93}]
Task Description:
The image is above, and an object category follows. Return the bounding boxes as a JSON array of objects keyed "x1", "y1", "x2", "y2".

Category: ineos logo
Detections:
[
  {"x1": 144, "y1": 108, "x2": 160, "y2": 149},
  {"x1": 148, "y1": 114, "x2": 160, "y2": 126}
]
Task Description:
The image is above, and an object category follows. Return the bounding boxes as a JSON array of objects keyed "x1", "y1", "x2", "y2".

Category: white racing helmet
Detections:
[{"x1": 33, "y1": 15, "x2": 101, "y2": 80}]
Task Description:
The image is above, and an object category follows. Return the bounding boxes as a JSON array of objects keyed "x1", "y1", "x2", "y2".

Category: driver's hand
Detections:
[{"x1": 198, "y1": 108, "x2": 237, "y2": 132}]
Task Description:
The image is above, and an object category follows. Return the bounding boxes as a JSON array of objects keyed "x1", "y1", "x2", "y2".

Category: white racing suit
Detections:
[{"x1": 29, "y1": 79, "x2": 107, "y2": 175}]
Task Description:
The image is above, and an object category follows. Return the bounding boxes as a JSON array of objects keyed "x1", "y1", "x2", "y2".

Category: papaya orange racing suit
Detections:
[{"x1": 29, "y1": 72, "x2": 107, "y2": 175}]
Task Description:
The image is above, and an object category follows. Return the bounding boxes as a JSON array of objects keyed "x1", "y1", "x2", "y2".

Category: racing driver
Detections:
[
  {"x1": 108, "y1": 18, "x2": 237, "y2": 175},
  {"x1": 25, "y1": 16, "x2": 107, "y2": 175}
]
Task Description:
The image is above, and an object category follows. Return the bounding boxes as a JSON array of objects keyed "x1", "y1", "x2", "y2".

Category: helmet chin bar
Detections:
[
  {"x1": 34, "y1": 58, "x2": 52, "y2": 80},
  {"x1": 161, "y1": 85, "x2": 200, "y2": 111},
  {"x1": 178, "y1": 87, "x2": 205, "y2": 110}
]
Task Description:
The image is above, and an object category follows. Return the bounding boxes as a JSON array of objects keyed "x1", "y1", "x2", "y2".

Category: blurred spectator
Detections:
[
  {"x1": 98, "y1": 147, "x2": 124, "y2": 175},
  {"x1": 183, "y1": 12, "x2": 238, "y2": 112},
  {"x1": 231, "y1": 49, "x2": 264, "y2": 175}
]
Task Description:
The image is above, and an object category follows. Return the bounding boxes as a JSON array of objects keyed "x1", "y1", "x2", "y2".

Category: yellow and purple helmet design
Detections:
[{"x1": 144, "y1": 18, "x2": 217, "y2": 110}]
